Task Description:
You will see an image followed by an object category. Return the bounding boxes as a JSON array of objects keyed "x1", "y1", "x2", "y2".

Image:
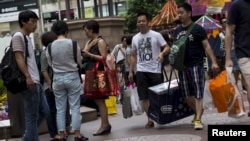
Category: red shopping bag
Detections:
[{"x1": 84, "y1": 57, "x2": 120, "y2": 99}]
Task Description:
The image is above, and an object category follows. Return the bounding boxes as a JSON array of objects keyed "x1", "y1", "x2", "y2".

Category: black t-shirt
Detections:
[
  {"x1": 174, "y1": 23, "x2": 207, "y2": 67},
  {"x1": 227, "y1": 0, "x2": 250, "y2": 58}
]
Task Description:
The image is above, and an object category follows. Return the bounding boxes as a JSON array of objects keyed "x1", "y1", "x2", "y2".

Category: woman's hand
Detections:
[{"x1": 81, "y1": 50, "x2": 91, "y2": 58}]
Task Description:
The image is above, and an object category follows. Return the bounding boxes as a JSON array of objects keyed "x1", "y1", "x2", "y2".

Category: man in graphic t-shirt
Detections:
[{"x1": 128, "y1": 12, "x2": 170, "y2": 129}]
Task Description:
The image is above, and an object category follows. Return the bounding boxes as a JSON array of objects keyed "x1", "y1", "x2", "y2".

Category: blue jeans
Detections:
[
  {"x1": 45, "y1": 89, "x2": 57, "y2": 138},
  {"x1": 53, "y1": 72, "x2": 82, "y2": 131},
  {"x1": 21, "y1": 83, "x2": 49, "y2": 141}
]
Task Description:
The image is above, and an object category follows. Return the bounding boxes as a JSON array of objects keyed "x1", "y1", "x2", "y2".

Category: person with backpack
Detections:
[
  {"x1": 40, "y1": 31, "x2": 59, "y2": 141},
  {"x1": 12, "y1": 10, "x2": 50, "y2": 141},
  {"x1": 46, "y1": 21, "x2": 88, "y2": 141}
]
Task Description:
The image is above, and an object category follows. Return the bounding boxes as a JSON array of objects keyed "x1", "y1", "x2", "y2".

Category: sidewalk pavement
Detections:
[{"x1": 6, "y1": 99, "x2": 250, "y2": 141}]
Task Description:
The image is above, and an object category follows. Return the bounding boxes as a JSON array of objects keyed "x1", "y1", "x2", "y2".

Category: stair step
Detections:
[{"x1": 0, "y1": 106, "x2": 97, "y2": 139}]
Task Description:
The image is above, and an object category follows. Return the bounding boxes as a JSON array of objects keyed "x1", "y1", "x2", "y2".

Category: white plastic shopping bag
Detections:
[
  {"x1": 203, "y1": 80, "x2": 215, "y2": 110},
  {"x1": 225, "y1": 67, "x2": 246, "y2": 118},
  {"x1": 128, "y1": 84, "x2": 144, "y2": 115}
]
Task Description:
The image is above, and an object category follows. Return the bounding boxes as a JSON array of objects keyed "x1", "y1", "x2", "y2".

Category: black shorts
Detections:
[{"x1": 136, "y1": 72, "x2": 163, "y2": 100}]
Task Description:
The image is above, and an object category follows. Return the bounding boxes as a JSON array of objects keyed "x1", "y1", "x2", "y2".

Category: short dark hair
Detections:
[
  {"x1": 83, "y1": 20, "x2": 99, "y2": 34},
  {"x1": 41, "y1": 31, "x2": 57, "y2": 47},
  {"x1": 121, "y1": 36, "x2": 126, "y2": 42},
  {"x1": 51, "y1": 21, "x2": 69, "y2": 36},
  {"x1": 126, "y1": 35, "x2": 133, "y2": 45},
  {"x1": 18, "y1": 10, "x2": 38, "y2": 28},
  {"x1": 137, "y1": 12, "x2": 151, "y2": 21},
  {"x1": 177, "y1": 2, "x2": 192, "y2": 13}
]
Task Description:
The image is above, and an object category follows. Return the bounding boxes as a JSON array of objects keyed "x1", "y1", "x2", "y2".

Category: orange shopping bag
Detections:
[{"x1": 209, "y1": 70, "x2": 228, "y2": 113}]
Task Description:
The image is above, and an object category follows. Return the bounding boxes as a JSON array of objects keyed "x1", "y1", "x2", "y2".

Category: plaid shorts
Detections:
[{"x1": 178, "y1": 65, "x2": 205, "y2": 99}]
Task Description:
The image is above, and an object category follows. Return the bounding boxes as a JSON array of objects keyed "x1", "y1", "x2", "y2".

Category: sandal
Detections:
[
  {"x1": 145, "y1": 121, "x2": 154, "y2": 128},
  {"x1": 74, "y1": 135, "x2": 89, "y2": 141}
]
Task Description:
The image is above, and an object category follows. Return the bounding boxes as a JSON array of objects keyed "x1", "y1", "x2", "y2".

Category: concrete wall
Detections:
[{"x1": 66, "y1": 17, "x2": 125, "y2": 50}]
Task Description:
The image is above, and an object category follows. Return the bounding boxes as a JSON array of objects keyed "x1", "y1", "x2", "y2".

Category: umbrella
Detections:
[
  {"x1": 195, "y1": 15, "x2": 222, "y2": 31},
  {"x1": 150, "y1": 0, "x2": 178, "y2": 27}
]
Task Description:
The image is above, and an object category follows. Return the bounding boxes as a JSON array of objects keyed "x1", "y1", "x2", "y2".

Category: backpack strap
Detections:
[
  {"x1": 47, "y1": 43, "x2": 52, "y2": 61},
  {"x1": 72, "y1": 40, "x2": 82, "y2": 83},
  {"x1": 72, "y1": 40, "x2": 77, "y2": 64}
]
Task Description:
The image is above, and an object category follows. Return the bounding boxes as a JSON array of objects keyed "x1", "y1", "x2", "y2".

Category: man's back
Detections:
[{"x1": 227, "y1": 0, "x2": 250, "y2": 58}]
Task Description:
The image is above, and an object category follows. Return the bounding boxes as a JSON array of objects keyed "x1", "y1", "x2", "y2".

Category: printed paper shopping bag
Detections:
[
  {"x1": 209, "y1": 70, "x2": 228, "y2": 113},
  {"x1": 223, "y1": 67, "x2": 246, "y2": 118}
]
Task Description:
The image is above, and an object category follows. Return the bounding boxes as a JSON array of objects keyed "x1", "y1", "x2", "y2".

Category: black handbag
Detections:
[
  {"x1": 148, "y1": 68, "x2": 194, "y2": 124},
  {"x1": 0, "y1": 33, "x2": 29, "y2": 94}
]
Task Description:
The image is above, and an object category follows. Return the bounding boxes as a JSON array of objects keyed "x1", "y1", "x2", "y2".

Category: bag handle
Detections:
[
  {"x1": 166, "y1": 67, "x2": 179, "y2": 94},
  {"x1": 94, "y1": 56, "x2": 109, "y2": 70}
]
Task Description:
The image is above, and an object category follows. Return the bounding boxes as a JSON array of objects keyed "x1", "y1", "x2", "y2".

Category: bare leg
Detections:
[
  {"x1": 94, "y1": 99, "x2": 110, "y2": 133},
  {"x1": 142, "y1": 99, "x2": 154, "y2": 127},
  {"x1": 185, "y1": 97, "x2": 196, "y2": 113},
  {"x1": 195, "y1": 98, "x2": 203, "y2": 120}
]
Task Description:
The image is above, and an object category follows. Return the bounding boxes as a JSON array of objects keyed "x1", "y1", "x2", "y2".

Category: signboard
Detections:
[
  {"x1": 0, "y1": 0, "x2": 38, "y2": 23},
  {"x1": 0, "y1": 0, "x2": 38, "y2": 14},
  {"x1": 0, "y1": 9, "x2": 39, "y2": 23}
]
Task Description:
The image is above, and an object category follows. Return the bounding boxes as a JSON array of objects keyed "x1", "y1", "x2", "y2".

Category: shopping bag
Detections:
[
  {"x1": 129, "y1": 84, "x2": 144, "y2": 115},
  {"x1": 105, "y1": 96, "x2": 117, "y2": 115},
  {"x1": 224, "y1": 67, "x2": 246, "y2": 118},
  {"x1": 203, "y1": 80, "x2": 215, "y2": 110},
  {"x1": 122, "y1": 88, "x2": 133, "y2": 118},
  {"x1": 84, "y1": 58, "x2": 120, "y2": 98},
  {"x1": 148, "y1": 79, "x2": 194, "y2": 124},
  {"x1": 209, "y1": 70, "x2": 228, "y2": 113}
]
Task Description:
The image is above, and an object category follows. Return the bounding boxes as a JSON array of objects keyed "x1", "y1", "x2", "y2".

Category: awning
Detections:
[
  {"x1": 221, "y1": 2, "x2": 232, "y2": 12},
  {"x1": 192, "y1": 5, "x2": 207, "y2": 16}
]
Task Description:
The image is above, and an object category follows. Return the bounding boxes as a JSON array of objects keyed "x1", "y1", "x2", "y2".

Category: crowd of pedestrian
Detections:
[{"x1": 6, "y1": 1, "x2": 250, "y2": 141}]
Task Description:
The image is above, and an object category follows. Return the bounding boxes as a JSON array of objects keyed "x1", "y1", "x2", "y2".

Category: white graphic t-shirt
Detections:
[{"x1": 132, "y1": 30, "x2": 167, "y2": 73}]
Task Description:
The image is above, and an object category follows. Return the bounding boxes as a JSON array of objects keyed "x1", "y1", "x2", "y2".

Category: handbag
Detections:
[
  {"x1": 84, "y1": 57, "x2": 120, "y2": 98},
  {"x1": 0, "y1": 33, "x2": 29, "y2": 94},
  {"x1": 169, "y1": 23, "x2": 195, "y2": 70},
  {"x1": 148, "y1": 68, "x2": 194, "y2": 124}
]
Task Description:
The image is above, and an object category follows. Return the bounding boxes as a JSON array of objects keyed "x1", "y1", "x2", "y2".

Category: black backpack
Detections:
[{"x1": 0, "y1": 33, "x2": 29, "y2": 94}]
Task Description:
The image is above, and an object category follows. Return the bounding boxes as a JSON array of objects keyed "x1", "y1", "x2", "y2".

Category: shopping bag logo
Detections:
[
  {"x1": 161, "y1": 105, "x2": 172, "y2": 114},
  {"x1": 93, "y1": 73, "x2": 106, "y2": 88}
]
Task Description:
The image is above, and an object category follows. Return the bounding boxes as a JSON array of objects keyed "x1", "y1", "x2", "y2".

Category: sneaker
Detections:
[
  {"x1": 193, "y1": 120, "x2": 203, "y2": 130},
  {"x1": 191, "y1": 114, "x2": 196, "y2": 124}
]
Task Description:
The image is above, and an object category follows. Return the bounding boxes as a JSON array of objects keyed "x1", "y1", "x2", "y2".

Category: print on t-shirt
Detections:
[{"x1": 138, "y1": 37, "x2": 153, "y2": 62}]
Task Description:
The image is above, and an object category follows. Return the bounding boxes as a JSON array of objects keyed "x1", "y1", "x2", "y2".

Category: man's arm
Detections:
[
  {"x1": 128, "y1": 50, "x2": 136, "y2": 81},
  {"x1": 202, "y1": 39, "x2": 219, "y2": 71},
  {"x1": 225, "y1": 24, "x2": 236, "y2": 67},
  {"x1": 157, "y1": 44, "x2": 170, "y2": 63},
  {"x1": 15, "y1": 51, "x2": 35, "y2": 90}
]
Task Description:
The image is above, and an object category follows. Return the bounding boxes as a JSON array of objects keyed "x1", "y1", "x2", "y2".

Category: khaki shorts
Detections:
[{"x1": 238, "y1": 57, "x2": 250, "y2": 86}]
